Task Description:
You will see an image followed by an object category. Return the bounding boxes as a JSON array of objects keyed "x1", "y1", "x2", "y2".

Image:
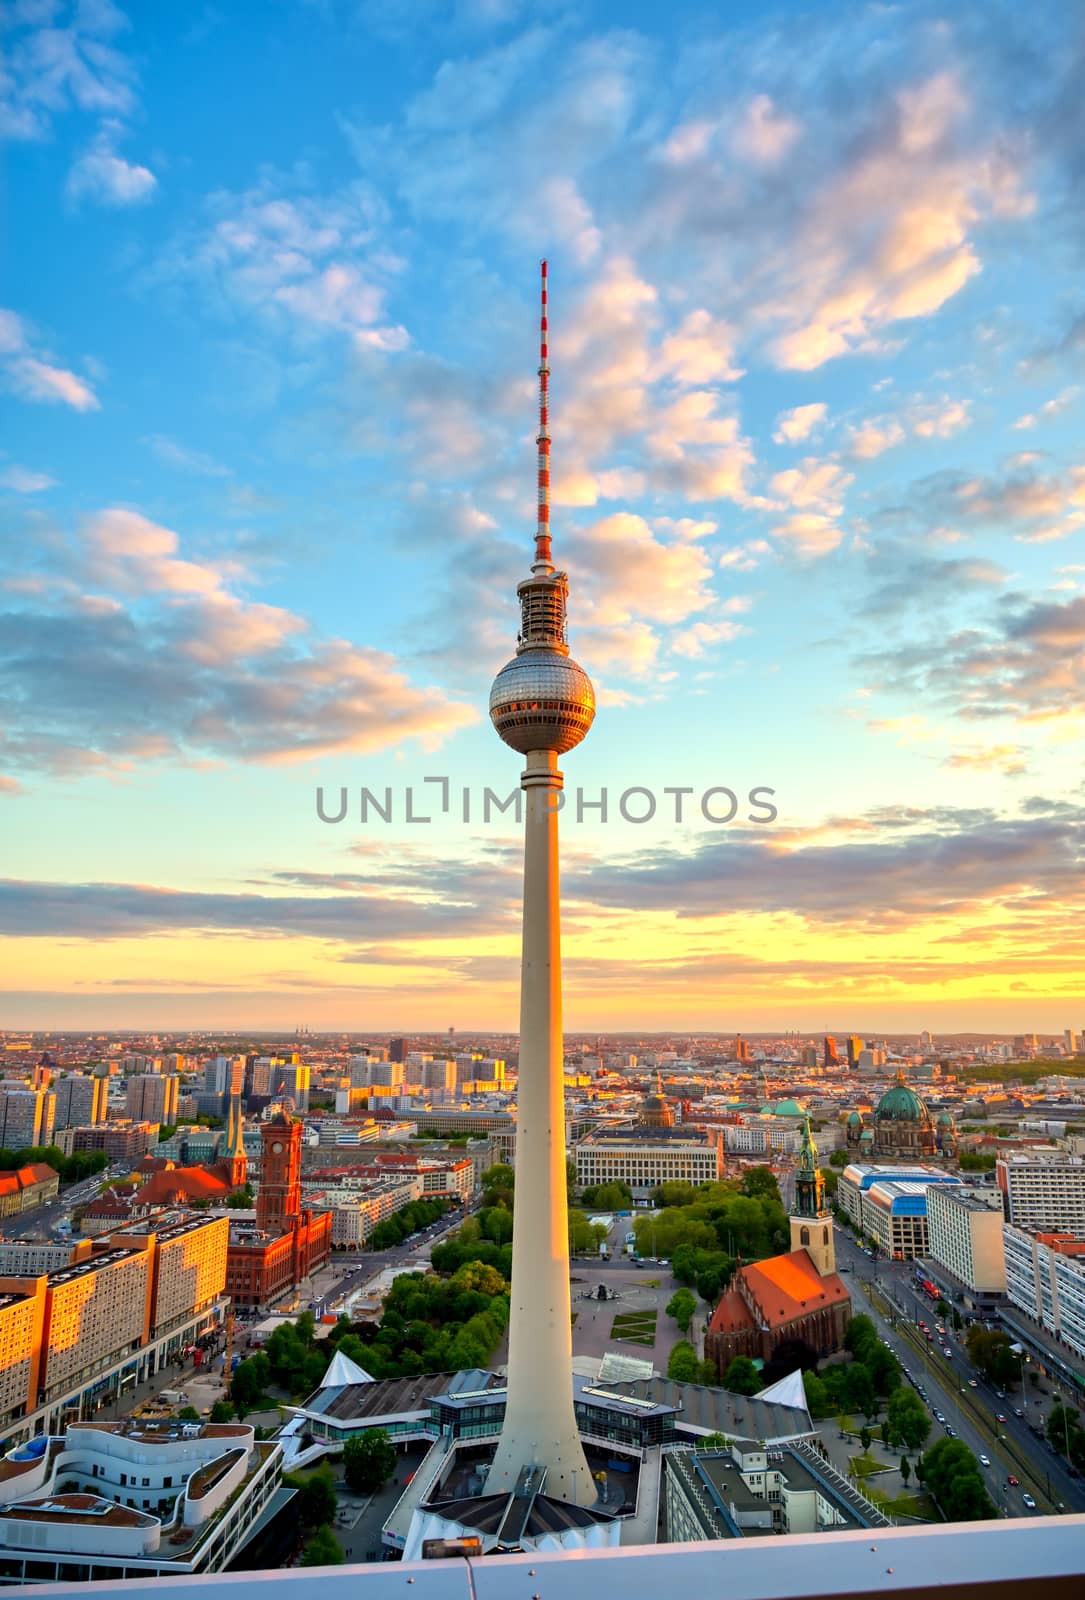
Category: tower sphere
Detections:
[{"x1": 489, "y1": 646, "x2": 595, "y2": 754}]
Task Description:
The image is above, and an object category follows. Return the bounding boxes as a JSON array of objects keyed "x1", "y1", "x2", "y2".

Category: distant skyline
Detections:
[{"x1": 3, "y1": 1, "x2": 1085, "y2": 1030}]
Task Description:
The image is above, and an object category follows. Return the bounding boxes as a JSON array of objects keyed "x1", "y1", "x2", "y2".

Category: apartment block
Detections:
[
  {"x1": 1003, "y1": 1226, "x2": 1085, "y2": 1362},
  {"x1": 0, "y1": 1087, "x2": 55, "y2": 1149},
  {"x1": 125, "y1": 1075, "x2": 180, "y2": 1125},
  {"x1": 72, "y1": 1121, "x2": 157, "y2": 1162},
  {"x1": 52, "y1": 1074, "x2": 108, "y2": 1131},
  {"x1": 997, "y1": 1155, "x2": 1085, "y2": 1232},
  {"x1": 0, "y1": 1280, "x2": 46, "y2": 1424},
  {"x1": 925, "y1": 1184, "x2": 1006, "y2": 1292},
  {"x1": 118, "y1": 1215, "x2": 230, "y2": 1338},
  {"x1": 575, "y1": 1126, "x2": 721, "y2": 1196}
]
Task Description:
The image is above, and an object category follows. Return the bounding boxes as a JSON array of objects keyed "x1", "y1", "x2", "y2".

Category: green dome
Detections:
[
  {"x1": 875, "y1": 1083, "x2": 930, "y2": 1122},
  {"x1": 846, "y1": 1109, "x2": 863, "y2": 1124},
  {"x1": 773, "y1": 1098, "x2": 804, "y2": 1116},
  {"x1": 937, "y1": 1110, "x2": 954, "y2": 1127}
]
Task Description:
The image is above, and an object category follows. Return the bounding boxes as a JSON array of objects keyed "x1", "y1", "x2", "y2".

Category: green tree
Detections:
[
  {"x1": 829, "y1": 1149, "x2": 849, "y2": 1168},
  {"x1": 226, "y1": 1182, "x2": 254, "y2": 1208},
  {"x1": 820, "y1": 1167, "x2": 839, "y2": 1198},
  {"x1": 1047, "y1": 1405, "x2": 1085, "y2": 1472},
  {"x1": 291, "y1": 1466, "x2": 337, "y2": 1528},
  {"x1": 741, "y1": 1165, "x2": 781, "y2": 1202},
  {"x1": 344, "y1": 1428, "x2": 397, "y2": 1493},
  {"x1": 231, "y1": 1351, "x2": 270, "y2": 1411},
  {"x1": 299, "y1": 1525, "x2": 344, "y2": 1566},
  {"x1": 887, "y1": 1387, "x2": 930, "y2": 1451},
  {"x1": 860, "y1": 1426, "x2": 872, "y2": 1451},
  {"x1": 210, "y1": 1401, "x2": 234, "y2": 1424},
  {"x1": 694, "y1": 1359, "x2": 720, "y2": 1386},
  {"x1": 723, "y1": 1356, "x2": 761, "y2": 1396},
  {"x1": 920, "y1": 1438, "x2": 995, "y2": 1521},
  {"x1": 666, "y1": 1287, "x2": 697, "y2": 1333},
  {"x1": 667, "y1": 1340, "x2": 699, "y2": 1381},
  {"x1": 480, "y1": 1163, "x2": 515, "y2": 1207},
  {"x1": 900, "y1": 1454, "x2": 911, "y2": 1485},
  {"x1": 177, "y1": 1406, "x2": 200, "y2": 1421}
]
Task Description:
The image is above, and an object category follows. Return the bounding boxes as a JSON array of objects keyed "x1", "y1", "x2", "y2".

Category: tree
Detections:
[
  {"x1": 178, "y1": 1406, "x2": 200, "y2": 1421},
  {"x1": 723, "y1": 1356, "x2": 761, "y2": 1396},
  {"x1": 829, "y1": 1148, "x2": 849, "y2": 1168},
  {"x1": 210, "y1": 1401, "x2": 234, "y2": 1424},
  {"x1": 231, "y1": 1351, "x2": 270, "y2": 1411},
  {"x1": 951, "y1": 1308, "x2": 963, "y2": 1331},
  {"x1": 695, "y1": 1359, "x2": 720, "y2": 1386},
  {"x1": 820, "y1": 1167, "x2": 839, "y2": 1198},
  {"x1": 920, "y1": 1438, "x2": 996, "y2": 1521},
  {"x1": 900, "y1": 1454, "x2": 911, "y2": 1485},
  {"x1": 887, "y1": 1387, "x2": 930, "y2": 1451},
  {"x1": 666, "y1": 1288, "x2": 697, "y2": 1333},
  {"x1": 289, "y1": 1466, "x2": 337, "y2": 1528},
  {"x1": 860, "y1": 1426, "x2": 872, "y2": 1451},
  {"x1": 344, "y1": 1428, "x2": 397, "y2": 1493},
  {"x1": 299, "y1": 1525, "x2": 344, "y2": 1566},
  {"x1": 1047, "y1": 1405, "x2": 1085, "y2": 1472},
  {"x1": 741, "y1": 1166, "x2": 780, "y2": 1202},
  {"x1": 226, "y1": 1183, "x2": 254, "y2": 1208},
  {"x1": 667, "y1": 1341, "x2": 699, "y2": 1381}
]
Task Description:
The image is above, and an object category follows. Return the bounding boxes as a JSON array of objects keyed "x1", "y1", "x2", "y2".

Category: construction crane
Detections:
[{"x1": 222, "y1": 1309, "x2": 235, "y2": 1398}]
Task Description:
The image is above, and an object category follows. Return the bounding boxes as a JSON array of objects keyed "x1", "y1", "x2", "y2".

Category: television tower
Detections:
[{"x1": 485, "y1": 261, "x2": 595, "y2": 1505}]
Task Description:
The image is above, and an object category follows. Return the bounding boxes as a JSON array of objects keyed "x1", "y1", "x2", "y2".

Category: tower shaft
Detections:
[{"x1": 485, "y1": 748, "x2": 592, "y2": 1504}]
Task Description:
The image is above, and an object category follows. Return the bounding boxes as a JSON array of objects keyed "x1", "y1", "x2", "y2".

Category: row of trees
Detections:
[
  {"x1": 0, "y1": 1144, "x2": 108, "y2": 1183},
  {"x1": 633, "y1": 1169, "x2": 789, "y2": 1304},
  {"x1": 1048, "y1": 1404, "x2": 1085, "y2": 1472},
  {"x1": 918, "y1": 1437, "x2": 996, "y2": 1520},
  {"x1": 368, "y1": 1195, "x2": 448, "y2": 1250},
  {"x1": 965, "y1": 1325, "x2": 1022, "y2": 1387}
]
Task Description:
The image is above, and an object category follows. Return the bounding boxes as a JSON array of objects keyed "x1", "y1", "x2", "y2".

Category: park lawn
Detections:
[
  {"x1": 610, "y1": 1311, "x2": 658, "y2": 1347},
  {"x1": 849, "y1": 1451, "x2": 886, "y2": 1480}
]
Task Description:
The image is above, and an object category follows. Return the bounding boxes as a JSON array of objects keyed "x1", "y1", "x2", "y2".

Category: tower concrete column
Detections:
[{"x1": 485, "y1": 749, "x2": 592, "y2": 1504}]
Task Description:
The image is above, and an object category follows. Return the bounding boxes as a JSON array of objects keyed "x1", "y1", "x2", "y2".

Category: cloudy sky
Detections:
[{"x1": 3, "y1": 0, "x2": 1085, "y2": 1033}]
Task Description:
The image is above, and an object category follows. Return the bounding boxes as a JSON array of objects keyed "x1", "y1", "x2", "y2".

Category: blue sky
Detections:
[{"x1": 2, "y1": 0, "x2": 1085, "y2": 1032}]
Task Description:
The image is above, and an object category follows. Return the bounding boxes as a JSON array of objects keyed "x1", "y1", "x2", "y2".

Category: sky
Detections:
[{"x1": 2, "y1": 0, "x2": 1085, "y2": 1034}]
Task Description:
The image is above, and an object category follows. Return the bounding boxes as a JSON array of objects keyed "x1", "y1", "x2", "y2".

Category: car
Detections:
[
  {"x1": 1007, "y1": 1475, "x2": 1019, "y2": 1487},
  {"x1": 968, "y1": 1379, "x2": 978, "y2": 1388},
  {"x1": 997, "y1": 1413, "x2": 1008, "y2": 1423},
  {"x1": 1022, "y1": 1493, "x2": 1036, "y2": 1510},
  {"x1": 1013, "y1": 1407, "x2": 1025, "y2": 1418},
  {"x1": 979, "y1": 1454, "x2": 991, "y2": 1466},
  {"x1": 926, "y1": 1331, "x2": 934, "y2": 1340},
  {"x1": 944, "y1": 1425, "x2": 956, "y2": 1437},
  {"x1": 934, "y1": 1411, "x2": 946, "y2": 1424}
]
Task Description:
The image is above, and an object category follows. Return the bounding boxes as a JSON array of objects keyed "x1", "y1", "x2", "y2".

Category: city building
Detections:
[
  {"x1": 996, "y1": 1153, "x2": 1085, "y2": 1232},
  {"x1": 125, "y1": 1074, "x2": 180, "y2": 1126},
  {"x1": 1003, "y1": 1227, "x2": 1085, "y2": 1363},
  {"x1": 869, "y1": 1067, "x2": 938, "y2": 1159},
  {"x1": 0, "y1": 1419, "x2": 281, "y2": 1582},
  {"x1": 0, "y1": 1087, "x2": 55, "y2": 1150},
  {"x1": 0, "y1": 1240, "x2": 89, "y2": 1277},
  {"x1": 836, "y1": 1163, "x2": 963, "y2": 1234},
  {"x1": 51, "y1": 1075, "x2": 108, "y2": 1131},
  {"x1": 72, "y1": 1122, "x2": 157, "y2": 1163},
  {"x1": 925, "y1": 1184, "x2": 1006, "y2": 1306},
  {"x1": 575, "y1": 1124, "x2": 722, "y2": 1196},
  {"x1": 665, "y1": 1441, "x2": 889, "y2": 1541},
  {"x1": 224, "y1": 1114, "x2": 331, "y2": 1310},
  {"x1": 0, "y1": 1163, "x2": 60, "y2": 1218}
]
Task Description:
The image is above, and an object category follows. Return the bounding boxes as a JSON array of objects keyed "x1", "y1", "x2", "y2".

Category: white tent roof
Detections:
[
  {"x1": 755, "y1": 1368, "x2": 807, "y2": 1409},
  {"x1": 321, "y1": 1348, "x2": 374, "y2": 1388}
]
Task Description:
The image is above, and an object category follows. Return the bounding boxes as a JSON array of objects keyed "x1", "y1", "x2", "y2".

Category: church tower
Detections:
[
  {"x1": 791, "y1": 1116, "x2": 835, "y2": 1277},
  {"x1": 257, "y1": 1112, "x2": 301, "y2": 1234},
  {"x1": 224, "y1": 1089, "x2": 248, "y2": 1189}
]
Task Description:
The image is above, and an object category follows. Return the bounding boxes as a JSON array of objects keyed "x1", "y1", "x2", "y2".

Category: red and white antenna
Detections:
[{"x1": 535, "y1": 258, "x2": 552, "y2": 568}]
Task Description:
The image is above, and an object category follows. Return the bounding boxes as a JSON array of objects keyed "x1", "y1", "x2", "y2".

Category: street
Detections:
[{"x1": 831, "y1": 1223, "x2": 1085, "y2": 1519}]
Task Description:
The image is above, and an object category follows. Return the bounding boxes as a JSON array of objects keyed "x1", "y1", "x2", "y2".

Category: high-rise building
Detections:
[
  {"x1": 0, "y1": 1087, "x2": 54, "y2": 1149},
  {"x1": 733, "y1": 1035, "x2": 751, "y2": 1062},
  {"x1": 273, "y1": 1061, "x2": 310, "y2": 1112},
  {"x1": 1003, "y1": 1227, "x2": 1085, "y2": 1361},
  {"x1": 926, "y1": 1185, "x2": 1006, "y2": 1297},
  {"x1": 421, "y1": 1059, "x2": 456, "y2": 1092},
  {"x1": 51, "y1": 1073, "x2": 107, "y2": 1130},
  {"x1": 1065, "y1": 1029, "x2": 1079, "y2": 1055},
  {"x1": 484, "y1": 261, "x2": 595, "y2": 1506},
  {"x1": 997, "y1": 1154, "x2": 1085, "y2": 1233},
  {"x1": 125, "y1": 1073, "x2": 179, "y2": 1125},
  {"x1": 846, "y1": 1034, "x2": 863, "y2": 1067},
  {"x1": 389, "y1": 1037, "x2": 408, "y2": 1063},
  {"x1": 823, "y1": 1035, "x2": 840, "y2": 1068}
]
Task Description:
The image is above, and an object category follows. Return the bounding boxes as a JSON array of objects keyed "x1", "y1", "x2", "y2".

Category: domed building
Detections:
[
  {"x1": 640, "y1": 1071, "x2": 675, "y2": 1129},
  {"x1": 935, "y1": 1109, "x2": 958, "y2": 1157},
  {"x1": 872, "y1": 1067, "x2": 937, "y2": 1159}
]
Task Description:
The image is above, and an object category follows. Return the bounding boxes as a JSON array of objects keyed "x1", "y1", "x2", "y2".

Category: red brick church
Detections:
[{"x1": 706, "y1": 1120, "x2": 851, "y2": 1374}]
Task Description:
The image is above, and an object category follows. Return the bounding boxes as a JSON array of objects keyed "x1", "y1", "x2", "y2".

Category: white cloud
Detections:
[
  {"x1": 731, "y1": 93, "x2": 801, "y2": 166},
  {"x1": 0, "y1": 309, "x2": 99, "y2": 410},
  {"x1": 773, "y1": 403, "x2": 827, "y2": 445},
  {"x1": 0, "y1": 465, "x2": 55, "y2": 492},
  {"x1": 66, "y1": 128, "x2": 157, "y2": 207}
]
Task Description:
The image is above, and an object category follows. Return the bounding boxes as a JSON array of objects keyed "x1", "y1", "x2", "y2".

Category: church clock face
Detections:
[{"x1": 271, "y1": 1141, "x2": 284, "y2": 1154}]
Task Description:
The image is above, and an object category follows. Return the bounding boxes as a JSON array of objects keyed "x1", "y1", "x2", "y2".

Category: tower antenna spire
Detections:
[{"x1": 535, "y1": 258, "x2": 552, "y2": 570}]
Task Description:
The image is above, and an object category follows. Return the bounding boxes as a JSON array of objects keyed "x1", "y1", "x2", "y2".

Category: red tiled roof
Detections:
[
  {"x1": 136, "y1": 1165, "x2": 230, "y2": 1206},
  {"x1": 708, "y1": 1287, "x2": 756, "y2": 1335},
  {"x1": 738, "y1": 1249, "x2": 850, "y2": 1331}
]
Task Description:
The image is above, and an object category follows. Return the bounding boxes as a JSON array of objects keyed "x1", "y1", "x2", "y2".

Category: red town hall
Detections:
[{"x1": 225, "y1": 1112, "x2": 331, "y2": 1310}]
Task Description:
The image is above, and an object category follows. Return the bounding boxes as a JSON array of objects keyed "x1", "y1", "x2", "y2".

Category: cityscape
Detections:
[{"x1": 3, "y1": 0, "x2": 1085, "y2": 1596}]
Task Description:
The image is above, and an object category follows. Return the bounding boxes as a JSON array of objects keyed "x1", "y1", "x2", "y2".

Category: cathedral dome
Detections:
[
  {"x1": 875, "y1": 1082, "x2": 931, "y2": 1123},
  {"x1": 772, "y1": 1097, "x2": 804, "y2": 1116}
]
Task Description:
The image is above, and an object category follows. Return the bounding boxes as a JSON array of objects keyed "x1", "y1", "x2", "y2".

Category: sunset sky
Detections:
[{"x1": 2, "y1": 0, "x2": 1084, "y2": 1033}]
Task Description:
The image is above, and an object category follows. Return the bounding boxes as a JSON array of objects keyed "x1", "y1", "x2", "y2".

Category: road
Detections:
[
  {"x1": 0, "y1": 1164, "x2": 125, "y2": 1242},
  {"x1": 831, "y1": 1224, "x2": 1085, "y2": 1519}
]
